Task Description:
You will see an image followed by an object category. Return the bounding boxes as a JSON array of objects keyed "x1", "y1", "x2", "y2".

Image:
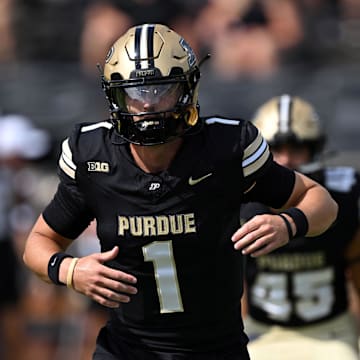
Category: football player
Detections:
[
  {"x1": 241, "y1": 94, "x2": 360, "y2": 359},
  {"x1": 22, "y1": 24, "x2": 337, "y2": 360}
]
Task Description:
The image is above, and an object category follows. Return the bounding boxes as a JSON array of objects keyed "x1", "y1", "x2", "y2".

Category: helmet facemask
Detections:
[{"x1": 101, "y1": 24, "x2": 201, "y2": 146}]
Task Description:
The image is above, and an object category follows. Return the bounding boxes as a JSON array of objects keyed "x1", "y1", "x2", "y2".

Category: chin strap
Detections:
[{"x1": 185, "y1": 105, "x2": 199, "y2": 126}]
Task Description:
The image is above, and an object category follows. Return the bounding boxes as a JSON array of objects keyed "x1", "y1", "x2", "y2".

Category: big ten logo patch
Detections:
[{"x1": 87, "y1": 161, "x2": 110, "y2": 173}]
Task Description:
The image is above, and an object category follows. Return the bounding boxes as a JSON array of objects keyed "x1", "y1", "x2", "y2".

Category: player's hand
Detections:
[
  {"x1": 70, "y1": 246, "x2": 138, "y2": 308},
  {"x1": 231, "y1": 214, "x2": 290, "y2": 257}
]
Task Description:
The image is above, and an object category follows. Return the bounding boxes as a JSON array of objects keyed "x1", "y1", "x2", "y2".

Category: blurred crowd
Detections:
[
  {"x1": 1, "y1": 0, "x2": 359, "y2": 74},
  {"x1": 0, "y1": 0, "x2": 360, "y2": 359},
  {"x1": 0, "y1": 112, "x2": 107, "y2": 360},
  {"x1": 0, "y1": 0, "x2": 359, "y2": 74},
  {"x1": 0, "y1": 0, "x2": 359, "y2": 150}
]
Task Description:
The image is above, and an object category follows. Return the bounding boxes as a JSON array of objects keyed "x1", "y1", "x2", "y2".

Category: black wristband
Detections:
[
  {"x1": 48, "y1": 252, "x2": 73, "y2": 285},
  {"x1": 277, "y1": 214, "x2": 293, "y2": 241},
  {"x1": 281, "y1": 207, "x2": 309, "y2": 238}
]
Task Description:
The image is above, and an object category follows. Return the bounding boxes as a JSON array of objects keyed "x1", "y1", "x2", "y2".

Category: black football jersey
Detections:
[
  {"x1": 43, "y1": 116, "x2": 295, "y2": 351},
  {"x1": 242, "y1": 166, "x2": 360, "y2": 327}
]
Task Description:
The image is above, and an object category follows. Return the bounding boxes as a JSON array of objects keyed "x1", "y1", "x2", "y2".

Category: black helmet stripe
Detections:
[
  {"x1": 147, "y1": 25, "x2": 155, "y2": 69},
  {"x1": 278, "y1": 94, "x2": 293, "y2": 133},
  {"x1": 134, "y1": 26, "x2": 142, "y2": 69},
  {"x1": 134, "y1": 24, "x2": 155, "y2": 70}
]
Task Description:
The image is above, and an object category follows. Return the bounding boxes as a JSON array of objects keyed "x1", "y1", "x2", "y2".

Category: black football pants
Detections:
[{"x1": 93, "y1": 326, "x2": 250, "y2": 360}]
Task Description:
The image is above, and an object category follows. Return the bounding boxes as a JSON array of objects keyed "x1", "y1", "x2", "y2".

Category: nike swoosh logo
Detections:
[
  {"x1": 50, "y1": 257, "x2": 57, "y2": 267},
  {"x1": 188, "y1": 173, "x2": 213, "y2": 186}
]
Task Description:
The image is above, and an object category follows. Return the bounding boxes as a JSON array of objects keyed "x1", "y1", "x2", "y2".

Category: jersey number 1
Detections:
[{"x1": 143, "y1": 240, "x2": 184, "y2": 313}]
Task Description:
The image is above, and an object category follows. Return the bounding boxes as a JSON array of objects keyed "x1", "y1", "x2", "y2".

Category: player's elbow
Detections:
[
  {"x1": 327, "y1": 197, "x2": 338, "y2": 231},
  {"x1": 313, "y1": 192, "x2": 338, "y2": 236}
]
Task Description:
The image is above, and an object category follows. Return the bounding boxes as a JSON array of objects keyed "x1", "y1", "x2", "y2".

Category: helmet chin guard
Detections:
[
  {"x1": 101, "y1": 23, "x2": 202, "y2": 146},
  {"x1": 111, "y1": 105, "x2": 200, "y2": 146}
]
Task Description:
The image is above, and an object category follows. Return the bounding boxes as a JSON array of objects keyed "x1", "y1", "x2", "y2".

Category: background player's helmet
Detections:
[
  {"x1": 252, "y1": 94, "x2": 326, "y2": 158},
  {"x1": 102, "y1": 23, "x2": 201, "y2": 145}
]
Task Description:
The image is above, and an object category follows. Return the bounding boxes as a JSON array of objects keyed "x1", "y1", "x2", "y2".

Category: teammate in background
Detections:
[
  {"x1": 241, "y1": 94, "x2": 360, "y2": 359},
  {"x1": 22, "y1": 24, "x2": 337, "y2": 360}
]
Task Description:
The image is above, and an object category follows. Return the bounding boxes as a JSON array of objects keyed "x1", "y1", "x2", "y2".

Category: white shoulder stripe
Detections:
[
  {"x1": 61, "y1": 139, "x2": 75, "y2": 169},
  {"x1": 59, "y1": 138, "x2": 76, "y2": 179},
  {"x1": 243, "y1": 144, "x2": 270, "y2": 177},
  {"x1": 81, "y1": 121, "x2": 112, "y2": 133},
  {"x1": 242, "y1": 133, "x2": 270, "y2": 177},
  {"x1": 243, "y1": 132, "x2": 265, "y2": 166},
  {"x1": 205, "y1": 117, "x2": 240, "y2": 126},
  {"x1": 59, "y1": 156, "x2": 75, "y2": 179}
]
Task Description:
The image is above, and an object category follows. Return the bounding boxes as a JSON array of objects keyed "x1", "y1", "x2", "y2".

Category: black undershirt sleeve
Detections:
[
  {"x1": 43, "y1": 181, "x2": 94, "y2": 239},
  {"x1": 245, "y1": 161, "x2": 296, "y2": 209}
]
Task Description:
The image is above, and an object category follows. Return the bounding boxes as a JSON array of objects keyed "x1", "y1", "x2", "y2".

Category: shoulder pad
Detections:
[
  {"x1": 79, "y1": 121, "x2": 113, "y2": 134},
  {"x1": 59, "y1": 121, "x2": 113, "y2": 180},
  {"x1": 325, "y1": 166, "x2": 357, "y2": 193},
  {"x1": 204, "y1": 116, "x2": 242, "y2": 126}
]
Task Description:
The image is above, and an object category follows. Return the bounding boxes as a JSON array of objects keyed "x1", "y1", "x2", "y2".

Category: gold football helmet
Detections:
[
  {"x1": 252, "y1": 94, "x2": 326, "y2": 157},
  {"x1": 101, "y1": 23, "x2": 201, "y2": 145}
]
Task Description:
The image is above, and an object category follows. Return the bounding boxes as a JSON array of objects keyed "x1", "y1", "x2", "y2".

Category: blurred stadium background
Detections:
[
  {"x1": 1, "y1": 0, "x2": 360, "y2": 166},
  {"x1": 0, "y1": 1, "x2": 360, "y2": 359}
]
